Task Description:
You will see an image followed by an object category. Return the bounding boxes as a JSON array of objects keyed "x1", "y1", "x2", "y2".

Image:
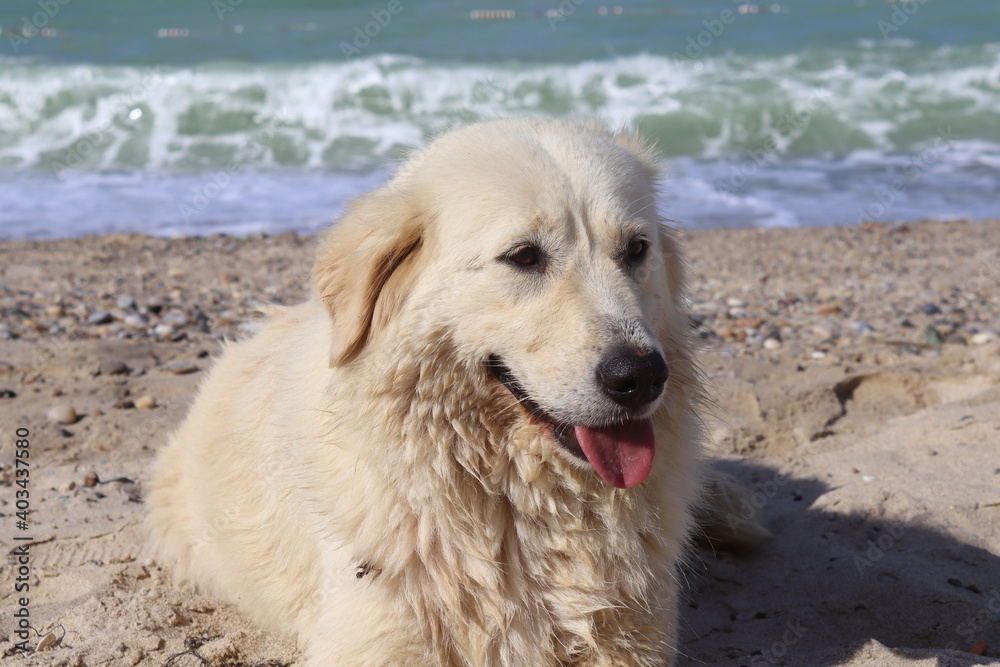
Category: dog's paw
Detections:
[{"x1": 694, "y1": 468, "x2": 772, "y2": 553}]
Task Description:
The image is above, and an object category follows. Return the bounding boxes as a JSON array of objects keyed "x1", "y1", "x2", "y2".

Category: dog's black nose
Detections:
[{"x1": 597, "y1": 348, "x2": 668, "y2": 408}]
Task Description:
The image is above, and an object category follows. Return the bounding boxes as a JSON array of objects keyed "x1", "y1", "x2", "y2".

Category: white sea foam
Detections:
[
  {"x1": 2, "y1": 47, "x2": 999, "y2": 173},
  {"x1": 2, "y1": 47, "x2": 999, "y2": 237}
]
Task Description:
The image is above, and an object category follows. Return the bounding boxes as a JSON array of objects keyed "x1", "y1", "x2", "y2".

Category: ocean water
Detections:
[{"x1": 1, "y1": 0, "x2": 998, "y2": 238}]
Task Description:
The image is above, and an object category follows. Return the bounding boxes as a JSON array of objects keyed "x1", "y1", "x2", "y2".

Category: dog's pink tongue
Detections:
[{"x1": 574, "y1": 419, "x2": 655, "y2": 489}]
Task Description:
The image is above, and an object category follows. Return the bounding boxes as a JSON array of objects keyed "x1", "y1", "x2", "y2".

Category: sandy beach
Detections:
[{"x1": 1, "y1": 219, "x2": 999, "y2": 666}]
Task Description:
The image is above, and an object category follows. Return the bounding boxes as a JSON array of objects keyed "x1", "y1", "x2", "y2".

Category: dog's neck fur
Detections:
[{"x1": 336, "y1": 330, "x2": 681, "y2": 666}]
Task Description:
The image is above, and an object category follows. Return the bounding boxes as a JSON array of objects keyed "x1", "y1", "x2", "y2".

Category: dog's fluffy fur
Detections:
[{"x1": 148, "y1": 118, "x2": 706, "y2": 666}]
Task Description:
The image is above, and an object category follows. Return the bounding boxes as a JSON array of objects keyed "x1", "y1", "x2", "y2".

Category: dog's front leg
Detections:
[{"x1": 302, "y1": 556, "x2": 433, "y2": 667}]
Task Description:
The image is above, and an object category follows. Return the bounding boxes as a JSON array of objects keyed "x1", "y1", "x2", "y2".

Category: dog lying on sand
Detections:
[{"x1": 148, "y1": 118, "x2": 760, "y2": 666}]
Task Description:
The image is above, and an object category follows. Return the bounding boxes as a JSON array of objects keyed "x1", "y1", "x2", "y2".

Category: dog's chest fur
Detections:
[{"x1": 320, "y1": 336, "x2": 677, "y2": 666}]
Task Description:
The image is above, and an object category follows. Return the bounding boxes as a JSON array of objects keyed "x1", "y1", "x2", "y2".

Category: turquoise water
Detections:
[{"x1": 2, "y1": 0, "x2": 999, "y2": 236}]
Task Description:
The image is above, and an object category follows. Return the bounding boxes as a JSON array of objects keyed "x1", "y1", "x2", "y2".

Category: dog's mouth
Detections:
[{"x1": 488, "y1": 355, "x2": 655, "y2": 489}]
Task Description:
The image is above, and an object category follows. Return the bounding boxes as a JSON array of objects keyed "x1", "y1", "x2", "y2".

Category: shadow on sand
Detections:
[{"x1": 680, "y1": 459, "x2": 1000, "y2": 667}]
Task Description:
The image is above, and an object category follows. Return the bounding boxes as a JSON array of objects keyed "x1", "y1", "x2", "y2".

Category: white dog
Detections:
[{"x1": 148, "y1": 118, "x2": 710, "y2": 666}]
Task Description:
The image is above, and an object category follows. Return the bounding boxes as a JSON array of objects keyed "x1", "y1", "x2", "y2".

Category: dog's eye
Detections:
[
  {"x1": 627, "y1": 239, "x2": 649, "y2": 263},
  {"x1": 506, "y1": 245, "x2": 542, "y2": 268}
]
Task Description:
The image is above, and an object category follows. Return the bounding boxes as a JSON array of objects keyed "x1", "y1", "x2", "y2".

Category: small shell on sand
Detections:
[
  {"x1": 971, "y1": 331, "x2": 996, "y2": 345},
  {"x1": 135, "y1": 396, "x2": 157, "y2": 410},
  {"x1": 99, "y1": 360, "x2": 130, "y2": 376},
  {"x1": 86, "y1": 311, "x2": 114, "y2": 325},
  {"x1": 164, "y1": 360, "x2": 199, "y2": 375},
  {"x1": 35, "y1": 631, "x2": 61, "y2": 651},
  {"x1": 47, "y1": 404, "x2": 78, "y2": 424}
]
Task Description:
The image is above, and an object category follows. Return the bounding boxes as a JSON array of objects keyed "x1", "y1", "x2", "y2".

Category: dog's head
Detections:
[{"x1": 314, "y1": 119, "x2": 692, "y2": 489}]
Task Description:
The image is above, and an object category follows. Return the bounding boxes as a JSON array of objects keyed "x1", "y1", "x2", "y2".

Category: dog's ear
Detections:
[
  {"x1": 611, "y1": 126, "x2": 663, "y2": 183},
  {"x1": 605, "y1": 126, "x2": 685, "y2": 303},
  {"x1": 312, "y1": 187, "x2": 423, "y2": 366},
  {"x1": 657, "y1": 223, "x2": 687, "y2": 308}
]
